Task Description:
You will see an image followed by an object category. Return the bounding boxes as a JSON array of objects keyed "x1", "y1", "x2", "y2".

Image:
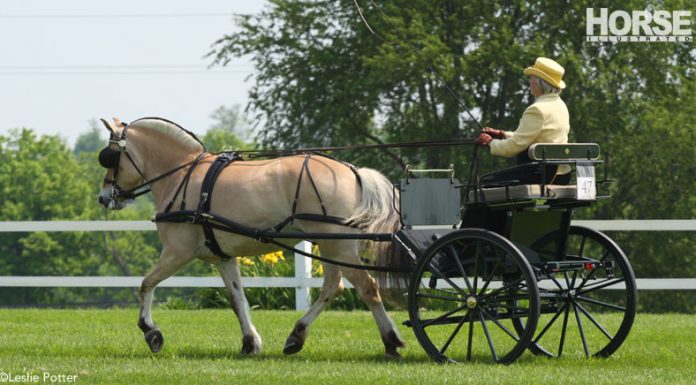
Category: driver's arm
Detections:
[{"x1": 490, "y1": 105, "x2": 543, "y2": 157}]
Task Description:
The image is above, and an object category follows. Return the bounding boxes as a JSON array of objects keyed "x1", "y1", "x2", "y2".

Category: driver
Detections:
[{"x1": 475, "y1": 57, "x2": 571, "y2": 185}]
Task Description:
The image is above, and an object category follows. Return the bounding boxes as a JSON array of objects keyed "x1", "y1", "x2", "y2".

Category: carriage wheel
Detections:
[
  {"x1": 514, "y1": 226, "x2": 637, "y2": 358},
  {"x1": 407, "y1": 229, "x2": 539, "y2": 364}
]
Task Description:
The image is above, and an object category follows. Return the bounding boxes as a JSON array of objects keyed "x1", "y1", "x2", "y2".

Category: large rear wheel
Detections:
[
  {"x1": 407, "y1": 229, "x2": 539, "y2": 364},
  {"x1": 514, "y1": 225, "x2": 637, "y2": 358}
]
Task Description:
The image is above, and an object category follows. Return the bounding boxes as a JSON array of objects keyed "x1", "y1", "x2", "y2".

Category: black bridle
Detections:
[{"x1": 99, "y1": 121, "x2": 210, "y2": 201}]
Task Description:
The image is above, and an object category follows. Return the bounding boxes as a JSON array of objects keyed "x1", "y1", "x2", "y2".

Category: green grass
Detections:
[{"x1": 0, "y1": 309, "x2": 694, "y2": 385}]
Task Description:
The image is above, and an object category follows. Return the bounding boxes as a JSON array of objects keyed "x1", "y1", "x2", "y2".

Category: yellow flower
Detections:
[
  {"x1": 260, "y1": 250, "x2": 284, "y2": 265},
  {"x1": 315, "y1": 263, "x2": 324, "y2": 275},
  {"x1": 237, "y1": 256, "x2": 256, "y2": 266}
]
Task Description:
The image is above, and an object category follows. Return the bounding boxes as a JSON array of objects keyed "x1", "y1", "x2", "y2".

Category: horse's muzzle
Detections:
[{"x1": 99, "y1": 187, "x2": 126, "y2": 210}]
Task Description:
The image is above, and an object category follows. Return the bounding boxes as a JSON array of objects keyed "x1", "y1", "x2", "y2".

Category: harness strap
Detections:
[
  {"x1": 290, "y1": 154, "x2": 328, "y2": 224},
  {"x1": 154, "y1": 210, "x2": 408, "y2": 273},
  {"x1": 196, "y1": 152, "x2": 243, "y2": 261},
  {"x1": 163, "y1": 152, "x2": 207, "y2": 213}
]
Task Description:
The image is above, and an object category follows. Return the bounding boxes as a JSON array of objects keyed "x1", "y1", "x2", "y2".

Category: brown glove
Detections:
[
  {"x1": 482, "y1": 127, "x2": 506, "y2": 139},
  {"x1": 474, "y1": 133, "x2": 493, "y2": 146}
]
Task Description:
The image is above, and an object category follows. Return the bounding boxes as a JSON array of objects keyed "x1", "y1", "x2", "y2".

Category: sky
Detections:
[{"x1": 0, "y1": 0, "x2": 266, "y2": 147}]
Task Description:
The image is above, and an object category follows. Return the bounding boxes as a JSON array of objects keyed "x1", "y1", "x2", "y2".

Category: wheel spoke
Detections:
[
  {"x1": 575, "y1": 301, "x2": 614, "y2": 341},
  {"x1": 478, "y1": 258, "x2": 503, "y2": 294},
  {"x1": 473, "y1": 241, "x2": 480, "y2": 292},
  {"x1": 550, "y1": 275, "x2": 565, "y2": 291},
  {"x1": 421, "y1": 304, "x2": 469, "y2": 328},
  {"x1": 447, "y1": 244, "x2": 473, "y2": 292},
  {"x1": 570, "y1": 270, "x2": 578, "y2": 290},
  {"x1": 480, "y1": 308, "x2": 519, "y2": 341},
  {"x1": 558, "y1": 303, "x2": 571, "y2": 357},
  {"x1": 577, "y1": 235, "x2": 587, "y2": 258},
  {"x1": 577, "y1": 278, "x2": 625, "y2": 296},
  {"x1": 534, "y1": 302, "x2": 567, "y2": 344},
  {"x1": 576, "y1": 295, "x2": 626, "y2": 311},
  {"x1": 466, "y1": 310, "x2": 474, "y2": 361},
  {"x1": 573, "y1": 302, "x2": 590, "y2": 356},
  {"x1": 563, "y1": 271, "x2": 571, "y2": 288},
  {"x1": 479, "y1": 311, "x2": 499, "y2": 361},
  {"x1": 479, "y1": 277, "x2": 524, "y2": 301},
  {"x1": 417, "y1": 292, "x2": 466, "y2": 303},
  {"x1": 439, "y1": 310, "x2": 470, "y2": 355},
  {"x1": 427, "y1": 263, "x2": 468, "y2": 296}
]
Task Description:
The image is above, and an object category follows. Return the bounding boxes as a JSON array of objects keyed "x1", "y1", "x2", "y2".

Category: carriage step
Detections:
[{"x1": 402, "y1": 320, "x2": 412, "y2": 327}]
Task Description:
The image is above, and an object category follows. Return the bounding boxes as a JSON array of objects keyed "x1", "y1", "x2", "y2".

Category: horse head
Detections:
[
  {"x1": 97, "y1": 117, "x2": 208, "y2": 210},
  {"x1": 97, "y1": 117, "x2": 147, "y2": 210}
]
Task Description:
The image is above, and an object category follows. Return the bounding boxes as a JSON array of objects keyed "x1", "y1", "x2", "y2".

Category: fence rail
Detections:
[
  {"x1": 1, "y1": 219, "x2": 695, "y2": 232},
  {"x1": 1, "y1": 220, "x2": 694, "y2": 310}
]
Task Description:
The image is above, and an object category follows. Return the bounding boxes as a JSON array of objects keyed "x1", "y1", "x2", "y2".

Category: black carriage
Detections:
[{"x1": 395, "y1": 143, "x2": 637, "y2": 363}]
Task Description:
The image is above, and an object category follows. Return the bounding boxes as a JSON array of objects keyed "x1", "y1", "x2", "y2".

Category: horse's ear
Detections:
[
  {"x1": 112, "y1": 117, "x2": 123, "y2": 128},
  {"x1": 100, "y1": 118, "x2": 115, "y2": 133}
]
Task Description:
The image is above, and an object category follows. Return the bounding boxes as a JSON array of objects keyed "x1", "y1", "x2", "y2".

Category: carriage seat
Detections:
[{"x1": 467, "y1": 143, "x2": 601, "y2": 204}]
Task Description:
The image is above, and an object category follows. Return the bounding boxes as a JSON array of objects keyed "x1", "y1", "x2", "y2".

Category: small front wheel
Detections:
[{"x1": 408, "y1": 229, "x2": 540, "y2": 364}]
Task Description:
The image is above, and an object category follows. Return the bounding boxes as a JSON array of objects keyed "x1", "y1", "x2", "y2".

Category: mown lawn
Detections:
[{"x1": 0, "y1": 309, "x2": 693, "y2": 385}]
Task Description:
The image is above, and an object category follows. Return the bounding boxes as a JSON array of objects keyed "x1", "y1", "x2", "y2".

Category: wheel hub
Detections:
[{"x1": 466, "y1": 296, "x2": 478, "y2": 309}]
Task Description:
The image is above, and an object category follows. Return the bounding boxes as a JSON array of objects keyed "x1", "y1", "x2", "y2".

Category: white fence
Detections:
[{"x1": 1, "y1": 220, "x2": 695, "y2": 310}]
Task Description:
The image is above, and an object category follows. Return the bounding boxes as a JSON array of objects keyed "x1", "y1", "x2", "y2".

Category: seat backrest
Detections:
[
  {"x1": 399, "y1": 178, "x2": 461, "y2": 226},
  {"x1": 528, "y1": 143, "x2": 600, "y2": 161}
]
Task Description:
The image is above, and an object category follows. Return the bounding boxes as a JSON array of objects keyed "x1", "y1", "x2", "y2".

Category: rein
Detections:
[{"x1": 240, "y1": 137, "x2": 478, "y2": 158}]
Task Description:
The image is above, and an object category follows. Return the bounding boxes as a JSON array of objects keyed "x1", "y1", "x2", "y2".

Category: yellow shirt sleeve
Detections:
[{"x1": 489, "y1": 105, "x2": 543, "y2": 158}]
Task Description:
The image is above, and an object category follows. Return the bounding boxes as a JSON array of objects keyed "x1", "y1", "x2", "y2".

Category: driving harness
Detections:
[{"x1": 155, "y1": 151, "x2": 363, "y2": 261}]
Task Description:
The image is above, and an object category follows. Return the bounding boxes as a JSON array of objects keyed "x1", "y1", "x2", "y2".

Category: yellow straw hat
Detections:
[{"x1": 523, "y1": 57, "x2": 566, "y2": 89}]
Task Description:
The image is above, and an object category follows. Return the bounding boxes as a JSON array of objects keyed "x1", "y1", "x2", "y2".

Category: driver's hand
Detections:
[
  {"x1": 474, "y1": 133, "x2": 493, "y2": 146},
  {"x1": 482, "y1": 127, "x2": 506, "y2": 139}
]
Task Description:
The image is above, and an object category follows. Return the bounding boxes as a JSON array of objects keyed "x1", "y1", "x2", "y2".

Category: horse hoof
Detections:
[
  {"x1": 144, "y1": 329, "x2": 164, "y2": 353},
  {"x1": 283, "y1": 336, "x2": 304, "y2": 355},
  {"x1": 241, "y1": 334, "x2": 261, "y2": 355},
  {"x1": 385, "y1": 348, "x2": 402, "y2": 359}
]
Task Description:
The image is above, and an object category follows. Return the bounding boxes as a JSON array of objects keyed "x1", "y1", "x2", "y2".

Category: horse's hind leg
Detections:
[
  {"x1": 342, "y1": 268, "x2": 405, "y2": 357},
  {"x1": 138, "y1": 247, "x2": 191, "y2": 353},
  {"x1": 215, "y1": 258, "x2": 262, "y2": 355},
  {"x1": 284, "y1": 263, "x2": 343, "y2": 355}
]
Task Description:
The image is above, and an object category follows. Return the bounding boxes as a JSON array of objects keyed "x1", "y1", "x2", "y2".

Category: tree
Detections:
[
  {"x1": 73, "y1": 119, "x2": 106, "y2": 155},
  {"x1": 203, "y1": 104, "x2": 254, "y2": 152},
  {"x1": 209, "y1": 105, "x2": 250, "y2": 138}
]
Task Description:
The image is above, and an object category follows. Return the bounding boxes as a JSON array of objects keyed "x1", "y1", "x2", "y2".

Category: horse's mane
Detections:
[{"x1": 128, "y1": 117, "x2": 207, "y2": 152}]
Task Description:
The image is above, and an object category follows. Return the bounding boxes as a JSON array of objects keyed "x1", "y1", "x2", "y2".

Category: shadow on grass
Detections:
[{"x1": 110, "y1": 344, "x2": 540, "y2": 366}]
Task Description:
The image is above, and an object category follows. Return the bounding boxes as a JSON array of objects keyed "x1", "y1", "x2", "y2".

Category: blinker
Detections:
[{"x1": 99, "y1": 147, "x2": 121, "y2": 169}]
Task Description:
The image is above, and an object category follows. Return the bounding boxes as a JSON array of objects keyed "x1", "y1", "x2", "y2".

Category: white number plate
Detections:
[{"x1": 576, "y1": 163, "x2": 596, "y2": 200}]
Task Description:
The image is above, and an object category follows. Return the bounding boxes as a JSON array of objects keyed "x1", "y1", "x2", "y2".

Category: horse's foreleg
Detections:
[
  {"x1": 216, "y1": 259, "x2": 262, "y2": 355},
  {"x1": 283, "y1": 263, "x2": 343, "y2": 355},
  {"x1": 342, "y1": 268, "x2": 405, "y2": 357},
  {"x1": 138, "y1": 248, "x2": 190, "y2": 353}
]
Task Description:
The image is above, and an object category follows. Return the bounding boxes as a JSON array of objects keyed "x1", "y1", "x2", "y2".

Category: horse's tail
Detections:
[
  {"x1": 346, "y1": 168, "x2": 399, "y2": 247},
  {"x1": 346, "y1": 168, "x2": 409, "y2": 307}
]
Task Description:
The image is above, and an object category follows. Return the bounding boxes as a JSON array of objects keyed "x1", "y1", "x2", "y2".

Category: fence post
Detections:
[{"x1": 294, "y1": 241, "x2": 313, "y2": 311}]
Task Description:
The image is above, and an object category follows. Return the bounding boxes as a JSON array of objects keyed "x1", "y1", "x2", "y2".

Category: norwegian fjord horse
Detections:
[{"x1": 97, "y1": 117, "x2": 404, "y2": 357}]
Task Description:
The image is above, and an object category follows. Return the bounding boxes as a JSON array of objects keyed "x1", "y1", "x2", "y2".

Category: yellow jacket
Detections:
[{"x1": 490, "y1": 93, "x2": 570, "y2": 159}]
